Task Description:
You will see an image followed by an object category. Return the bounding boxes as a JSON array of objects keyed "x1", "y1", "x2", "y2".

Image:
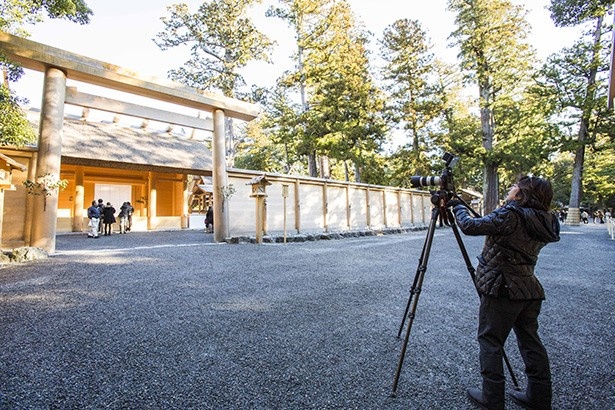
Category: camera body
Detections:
[
  {"x1": 409, "y1": 152, "x2": 462, "y2": 225},
  {"x1": 410, "y1": 152, "x2": 458, "y2": 193}
]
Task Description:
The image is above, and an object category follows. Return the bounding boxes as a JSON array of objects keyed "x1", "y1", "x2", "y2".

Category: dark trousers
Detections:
[{"x1": 478, "y1": 295, "x2": 551, "y2": 392}]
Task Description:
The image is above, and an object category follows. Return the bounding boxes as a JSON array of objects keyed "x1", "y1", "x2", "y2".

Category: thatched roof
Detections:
[{"x1": 28, "y1": 109, "x2": 213, "y2": 174}]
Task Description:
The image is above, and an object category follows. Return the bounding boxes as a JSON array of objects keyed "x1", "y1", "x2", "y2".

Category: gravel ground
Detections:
[{"x1": 0, "y1": 223, "x2": 613, "y2": 409}]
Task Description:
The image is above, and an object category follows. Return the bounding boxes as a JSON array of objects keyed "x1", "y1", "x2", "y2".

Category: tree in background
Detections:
[
  {"x1": 233, "y1": 117, "x2": 288, "y2": 173},
  {"x1": 542, "y1": 0, "x2": 615, "y2": 222},
  {"x1": 0, "y1": 0, "x2": 92, "y2": 146},
  {"x1": 0, "y1": 0, "x2": 91, "y2": 36},
  {"x1": 0, "y1": 85, "x2": 36, "y2": 146},
  {"x1": 379, "y1": 18, "x2": 443, "y2": 187},
  {"x1": 154, "y1": 0, "x2": 274, "y2": 166},
  {"x1": 433, "y1": 60, "x2": 485, "y2": 191},
  {"x1": 267, "y1": 0, "x2": 335, "y2": 177},
  {"x1": 449, "y1": 0, "x2": 535, "y2": 212},
  {"x1": 304, "y1": 0, "x2": 386, "y2": 183},
  {"x1": 237, "y1": 84, "x2": 304, "y2": 173}
]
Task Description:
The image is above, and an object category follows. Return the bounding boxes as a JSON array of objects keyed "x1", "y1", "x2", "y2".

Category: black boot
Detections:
[
  {"x1": 508, "y1": 381, "x2": 552, "y2": 410},
  {"x1": 467, "y1": 380, "x2": 505, "y2": 410},
  {"x1": 468, "y1": 388, "x2": 489, "y2": 409}
]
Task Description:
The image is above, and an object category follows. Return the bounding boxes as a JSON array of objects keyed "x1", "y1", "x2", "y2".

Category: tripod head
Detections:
[{"x1": 431, "y1": 189, "x2": 455, "y2": 227}]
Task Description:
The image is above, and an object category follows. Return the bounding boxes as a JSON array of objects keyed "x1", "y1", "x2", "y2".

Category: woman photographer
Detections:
[{"x1": 449, "y1": 176, "x2": 560, "y2": 410}]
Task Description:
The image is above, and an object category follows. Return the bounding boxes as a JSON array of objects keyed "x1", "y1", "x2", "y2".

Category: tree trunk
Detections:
[
  {"x1": 484, "y1": 162, "x2": 499, "y2": 214},
  {"x1": 479, "y1": 77, "x2": 498, "y2": 213},
  {"x1": 567, "y1": 15, "x2": 603, "y2": 225},
  {"x1": 320, "y1": 155, "x2": 330, "y2": 179},
  {"x1": 308, "y1": 152, "x2": 318, "y2": 177}
]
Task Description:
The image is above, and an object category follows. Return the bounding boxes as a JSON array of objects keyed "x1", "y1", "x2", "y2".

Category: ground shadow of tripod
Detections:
[{"x1": 391, "y1": 190, "x2": 520, "y2": 397}]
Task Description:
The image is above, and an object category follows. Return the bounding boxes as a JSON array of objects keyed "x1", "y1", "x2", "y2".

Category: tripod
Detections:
[{"x1": 390, "y1": 190, "x2": 520, "y2": 397}]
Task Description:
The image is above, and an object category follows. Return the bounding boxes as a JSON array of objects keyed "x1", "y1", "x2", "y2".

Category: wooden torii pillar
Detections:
[
  {"x1": 30, "y1": 67, "x2": 66, "y2": 253},
  {"x1": 212, "y1": 109, "x2": 228, "y2": 242}
]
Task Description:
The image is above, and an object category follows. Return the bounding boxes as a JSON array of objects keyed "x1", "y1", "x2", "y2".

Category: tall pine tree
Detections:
[
  {"x1": 545, "y1": 0, "x2": 615, "y2": 222},
  {"x1": 449, "y1": 0, "x2": 535, "y2": 212}
]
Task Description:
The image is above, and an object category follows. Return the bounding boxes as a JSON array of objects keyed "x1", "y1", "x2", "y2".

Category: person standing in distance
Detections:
[
  {"x1": 448, "y1": 176, "x2": 560, "y2": 410},
  {"x1": 87, "y1": 200, "x2": 101, "y2": 238},
  {"x1": 97, "y1": 198, "x2": 105, "y2": 234},
  {"x1": 102, "y1": 202, "x2": 116, "y2": 236}
]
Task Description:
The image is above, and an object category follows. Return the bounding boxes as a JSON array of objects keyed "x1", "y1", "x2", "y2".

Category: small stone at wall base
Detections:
[{"x1": 1, "y1": 247, "x2": 49, "y2": 264}]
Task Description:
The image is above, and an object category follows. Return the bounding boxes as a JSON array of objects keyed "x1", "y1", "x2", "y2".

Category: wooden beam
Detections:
[
  {"x1": 0, "y1": 31, "x2": 261, "y2": 121},
  {"x1": 65, "y1": 87, "x2": 214, "y2": 131}
]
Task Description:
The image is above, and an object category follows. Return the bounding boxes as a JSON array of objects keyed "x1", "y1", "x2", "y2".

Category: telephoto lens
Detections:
[{"x1": 410, "y1": 176, "x2": 442, "y2": 188}]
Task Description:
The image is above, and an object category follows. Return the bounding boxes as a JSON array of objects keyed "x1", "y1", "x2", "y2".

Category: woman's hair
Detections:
[{"x1": 515, "y1": 175, "x2": 553, "y2": 211}]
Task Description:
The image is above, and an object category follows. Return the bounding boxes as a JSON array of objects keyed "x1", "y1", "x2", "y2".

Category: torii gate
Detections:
[{"x1": 0, "y1": 31, "x2": 261, "y2": 253}]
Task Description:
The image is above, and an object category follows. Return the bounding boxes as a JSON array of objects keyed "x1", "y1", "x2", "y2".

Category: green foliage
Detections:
[
  {"x1": 540, "y1": 152, "x2": 574, "y2": 206},
  {"x1": 380, "y1": 19, "x2": 443, "y2": 179},
  {"x1": 549, "y1": 0, "x2": 614, "y2": 26},
  {"x1": 439, "y1": 108, "x2": 484, "y2": 192},
  {"x1": 0, "y1": 0, "x2": 92, "y2": 146},
  {"x1": 534, "y1": 3, "x2": 613, "y2": 210},
  {"x1": 0, "y1": 0, "x2": 93, "y2": 76},
  {"x1": 0, "y1": 84, "x2": 36, "y2": 146},
  {"x1": 154, "y1": 0, "x2": 274, "y2": 98},
  {"x1": 0, "y1": 0, "x2": 92, "y2": 35},
  {"x1": 247, "y1": 84, "x2": 305, "y2": 173},
  {"x1": 583, "y1": 140, "x2": 615, "y2": 207},
  {"x1": 267, "y1": 0, "x2": 386, "y2": 182},
  {"x1": 234, "y1": 118, "x2": 289, "y2": 173},
  {"x1": 152, "y1": 0, "x2": 615, "y2": 210},
  {"x1": 23, "y1": 172, "x2": 68, "y2": 211},
  {"x1": 448, "y1": 0, "x2": 537, "y2": 211}
]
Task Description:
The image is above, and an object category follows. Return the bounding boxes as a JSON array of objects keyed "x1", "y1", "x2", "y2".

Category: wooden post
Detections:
[
  {"x1": 255, "y1": 197, "x2": 264, "y2": 243},
  {"x1": 294, "y1": 179, "x2": 301, "y2": 234},
  {"x1": 181, "y1": 176, "x2": 190, "y2": 229},
  {"x1": 410, "y1": 192, "x2": 415, "y2": 225},
  {"x1": 282, "y1": 184, "x2": 289, "y2": 243},
  {"x1": 366, "y1": 187, "x2": 371, "y2": 229},
  {"x1": 147, "y1": 172, "x2": 157, "y2": 230},
  {"x1": 397, "y1": 190, "x2": 402, "y2": 227},
  {"x1": 213, "y1": 109, "x2": 228, "y2": 242},
  {"x1": 382, "y1": 189, "x2": 387, "y2": 228},
  {"x1": 248, "y1": 175, "x2": 271, "y2": 244},
  {"x1": 322, "y1": 182, "x2": 328, "y2": 232},
  {"x1": 72, "y1": 166, "x2": 84, "y2": 232},
  {"x1": 30, "y1": 66, "x2": 66, "y2": 253},
  {"x1": 345, "y1": 185, "x2": 351, "y2": 230}
]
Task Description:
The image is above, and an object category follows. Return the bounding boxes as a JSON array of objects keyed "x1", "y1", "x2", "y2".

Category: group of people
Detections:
[
  {"x1": 86, "y1": 199, "x2": 134, "y2": 238},
  {"x1": 580, "y1": 209, "x2": 612, "y2": 224}
]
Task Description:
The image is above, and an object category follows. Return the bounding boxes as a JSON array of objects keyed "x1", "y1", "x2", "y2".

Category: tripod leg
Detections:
[
  {"x1": 449, "y1": 221, "x2": 521, "y2": 391},
  {"x1": 391, "y1": 207, "x2": 439, "y2": 397},
  {"x1": 396, "y1": 208, "x2": 439, "y2": 338}
]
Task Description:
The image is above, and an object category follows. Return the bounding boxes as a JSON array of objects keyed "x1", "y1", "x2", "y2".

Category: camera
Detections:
[{"x1": 410, "y1": 152, "x2": 458, "y2": 193}]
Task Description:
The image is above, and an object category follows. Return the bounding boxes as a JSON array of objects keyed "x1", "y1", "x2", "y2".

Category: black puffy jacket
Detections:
[{"x1": 452, "y1": 201, "x2": 560, "y2": 300}]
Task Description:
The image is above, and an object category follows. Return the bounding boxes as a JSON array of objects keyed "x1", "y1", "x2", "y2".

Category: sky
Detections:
[{"x1": 11, "y1": 0, "x2": 583, "y2": 122}]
